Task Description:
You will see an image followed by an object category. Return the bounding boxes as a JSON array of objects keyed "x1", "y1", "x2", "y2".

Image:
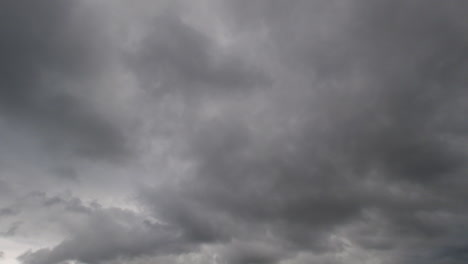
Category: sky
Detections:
[{"x1": 1, "y1": 0, "x2": 468, "y2": 263}]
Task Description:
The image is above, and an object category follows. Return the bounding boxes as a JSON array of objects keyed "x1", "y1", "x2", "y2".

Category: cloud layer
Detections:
[{"x1": 1, "y1": 1, "x2": 468, "y2": 264}]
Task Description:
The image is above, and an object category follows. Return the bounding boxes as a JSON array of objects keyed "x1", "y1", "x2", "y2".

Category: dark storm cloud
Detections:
[
  {"x1": 333, "y1": 0, "x2": 468, "y2": 182},
  {"x1": 11, "y1": 0, "x2": 468, "y2": 264},
  {"x1": 135, "y1": 0, "x2": 468, "y2": 263},
  {"x1": 0, "y1": 0, "x2": 127, "y2": 159}
]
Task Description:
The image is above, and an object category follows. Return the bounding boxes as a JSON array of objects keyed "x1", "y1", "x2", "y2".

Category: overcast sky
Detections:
[{"x1": 1, "y1": 0, "x2": 468, "y2": 263}]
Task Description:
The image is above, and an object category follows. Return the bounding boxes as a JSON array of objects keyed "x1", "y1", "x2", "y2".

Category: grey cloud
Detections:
[
  {"x1": 221, "y1": 241, "x2": 290, "y2": 264},
  {"x1": 0, "y1": 0, "x2": 128, "y2": 160},
  {"x1": 1, "y1": 221, "x2": 22, "y2": 237},
  {"x1": 7, "y1": 0, "x2": 468, "y2": 264},
  {"x1": 18, "y1": 200, "x2": 193, "y2": 264},
  {"x1": 130, "y1": 13, "x2": 269, "y2": 99},
  {"x1": 0, "y1": 207, "x2": 19, "y2": 218},
  {"x1": 137, "y1": 1, "x2": 468, "y2": 263}
]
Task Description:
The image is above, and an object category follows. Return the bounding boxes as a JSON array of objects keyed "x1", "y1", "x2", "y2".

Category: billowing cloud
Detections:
[
  {"x1": 18, "y1": 203, "x2": 191, "y2": 264},
  {"x1": 0, "y1": 1, "x2": 467, "y2": 264}
]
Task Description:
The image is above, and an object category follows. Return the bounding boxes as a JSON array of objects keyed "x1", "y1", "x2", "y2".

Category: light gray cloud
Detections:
[
  {"x1": 18, "y1": 206, "x2": 191, "y2": 264},
  {"x1": 129, "y1": 11, "x2": 270, "y2": 102}
]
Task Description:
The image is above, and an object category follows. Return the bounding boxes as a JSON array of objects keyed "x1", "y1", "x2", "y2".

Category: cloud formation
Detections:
[
  {"x1": 1, "y1": 1, "x2": 468, "y2": 264},
  {"x1": 0, "y1": 0, "x2": 127, "y2": 159}
]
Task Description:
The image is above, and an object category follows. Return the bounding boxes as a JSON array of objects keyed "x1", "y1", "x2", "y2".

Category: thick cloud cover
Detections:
[
  {"x1": 1, "y1": 0, "x2": 468, "y2": 264},
  {"x1": 0, "y1": 0, "x2": 129, "y2": 161}
]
